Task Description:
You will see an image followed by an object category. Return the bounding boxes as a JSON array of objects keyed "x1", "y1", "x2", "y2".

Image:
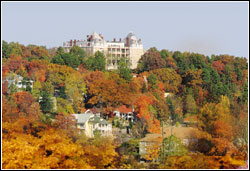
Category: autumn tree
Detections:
[
  {"x1": 150, "y1": 68, "x2": 182, "y2": 93},
  {"x1": 2, "y1": 127, "x2": 93, "y2": 169},
  {"x1": 137, "y1": 49, "x2": 166, "y2": 72},
  {"x1": 7, "y1": 41, "x2": 23, "y2": 56},
  {"x1": 12, "y1": 91, "x2": 42, "y2": 123},
  {"x1": 182, "y1": 69, "x2": 203, "y2": 88}
]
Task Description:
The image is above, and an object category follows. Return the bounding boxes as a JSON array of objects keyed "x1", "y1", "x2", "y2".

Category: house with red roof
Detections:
[{"x1": 113, "y1": 105, "x2": 135, "y2": 122}]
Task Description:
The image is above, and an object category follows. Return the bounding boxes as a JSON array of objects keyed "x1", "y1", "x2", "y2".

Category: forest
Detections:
[{"x1": 2, "y1": 40, "x2": 248, "y2": 169}]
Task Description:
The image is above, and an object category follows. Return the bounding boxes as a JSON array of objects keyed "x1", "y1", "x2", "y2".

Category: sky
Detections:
[{"x1": 2, "y1": 1, "x2": 249, "y2": 58}]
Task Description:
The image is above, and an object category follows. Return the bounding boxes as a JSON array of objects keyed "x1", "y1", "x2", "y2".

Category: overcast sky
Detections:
[{"x1": 2, "y1": 2, "x2": 249, "y2": 58}]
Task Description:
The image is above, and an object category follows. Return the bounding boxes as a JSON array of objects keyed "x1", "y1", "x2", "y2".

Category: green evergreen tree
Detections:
[
  {"x1": 118, "y1": 57, "x2": 132, "y2": 82},
  {"x1": 2, "y1": 40, "x2": 10, "y2": 58},
  {"x1": 147, "y1": 73, "x2": 158, "y2": 90},
  {"x1": 40, "y1": 91, "x2": 53, "y2": 113}
]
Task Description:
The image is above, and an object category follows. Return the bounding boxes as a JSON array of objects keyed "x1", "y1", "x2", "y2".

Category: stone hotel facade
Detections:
[{"x1": 63, "y1": 32, "x2": 145, "y2": 69}]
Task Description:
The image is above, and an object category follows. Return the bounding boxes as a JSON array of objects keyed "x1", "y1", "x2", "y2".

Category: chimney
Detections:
[
  {"x1": 119, "y1": 38, "x2": 121, "y2": 42},
  {"x1": 126, "y1": 37, "x2": 130, "y2": 47},
  {"x1": 74, "y1": 39, "x2": 76, "y2": 46},
  {"x1": 113, "y1": 38, "x2": 116, "y2": 42},
  {"x1": 70, "y1": 40, "x2": 72, "y2": 46},
  {"x1": 90, "y1": 35, "x2": 93, "y2": 41}
]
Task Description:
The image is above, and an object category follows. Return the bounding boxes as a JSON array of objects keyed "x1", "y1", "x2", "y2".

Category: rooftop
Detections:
[
  {"x1": 139, "y1": 127, "x2": 200, "y2": 142},
  {"x1": 115, "y1": 105, "x2": 133, "y2": 113},
  {"x1": 89, "y1": 115, "x2": 110, "y2": 125},
  {"x1": 72, "y1": 113, "x2": 94, "y2": 124}
]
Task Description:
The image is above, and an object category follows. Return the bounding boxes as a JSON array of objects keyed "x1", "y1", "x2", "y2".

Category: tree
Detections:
[
  {"x1": 69, "y1": 45, "x2": 86, "y2": 63},
  {"x1": 52, "y1": 54, "x2": 64, "y2": 65},
  {"x1": 2, "y1": 126, "x2": 93, "y2": 169},
  {"x1": 56, "y1": 46, "x2": 65, "y2": 56},
  {"x1": 39, "y1": 91, "x2": 53, "y2": 114},
  {"x1": 12, "y1": 91, "x2": 42, "y2": 122},
  {"x1": 147, "y1": 73, "x2": 158, "y2": 90},
  {"x1": 2, "y1": 40, "x2": 10, "y2": 58},
  {"x1": 122, "y1": 139, "x2": 140, "y2": 158},
  {"x1": 182, "y1": 69, "x2": 203, "y2": 88},
  {"x1": 137, "y1": 49, "x2": 166, "y2": 72},
  {"x1": 82, "y1": 136, "x2": 118, "y2": 168},
  {"x1": 7, "y1": 42, "x2": 23, "y2": 56},
  {"x1": 188, "y1": 53, "x2": 207, "y2": 69},
  {"x1": 184, "y1": 94, "x2": 197, "y2": 114},
  {"x1": 160, "y1": 49, "x2": 171, "y2": 60},
  {"x1": 56, "y1": 98, "x2": 75, "y2": 115},
  {"x1": 212, "y1": 60, "x2": 225, "y2": 75},
  {"x1": 172, "y1": 51, "x2": 189, "y2": 74},
  {"x1": 166, "y1": 56, "x2": 177, "y2": 69},
  {"x1": 161, "y1": 135, "x2": 188, "y2": 157},
  {"x1": 84, "y1": 51, "x2": 106, "y2": 71},
  {"x1": 144, "y1": 139, "x2": 161, "y2": 162},
  {"x1": 151, "y1": 68, "x2": 182, "y2": 93},
  {"x1": 117, "y1": 57, "x2": 132, "y2": 82}
]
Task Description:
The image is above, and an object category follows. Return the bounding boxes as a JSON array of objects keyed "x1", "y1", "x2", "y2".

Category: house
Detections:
[
  {"x1": 72, "y1": 113, "x2": 94, "y2": 137},
  {"x1": 84, "y1": 108, "x2": 101, "y2": 117},
  {"x1": 4, "y1": 73, "x2": 34, "y2": 90},
  {"x1": 113, "y1": 105, "x2": 135, "y2": 122},
  {"x1": 88, "y1": 115, "x2": 112, "y2": 137},
  {"x1": 72, "y1": 113, "x2": 112, "y2": 138}
]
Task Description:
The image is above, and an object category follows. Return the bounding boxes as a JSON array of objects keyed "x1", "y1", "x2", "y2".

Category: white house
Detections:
[
  {"x1": 72, "y1": 113, "x2": 94, "y2": 137},
  {"x1": 113, "y1": 105, "x2": 135, "y2": 122},
  {"x1": 89, "y1": 115, "x2": 112, "y2": 137},
  {"x1": 72, "y1": 113, "x2": 112, "y2": 138},
  {"x1": 4, "y1": 73, "x2": 33, "y2": 90}
]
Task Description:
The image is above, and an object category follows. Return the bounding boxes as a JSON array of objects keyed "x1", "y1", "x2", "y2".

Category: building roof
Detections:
[
  {"x1": 89, "y1": 107, "x2": 101, "y2": 114},
  {"x1": 72, "y1": 114, "x2": 94, "y2": 124},
  {"x1": 92, "y1": 32, "x2": 102, "y2": 40},
  {"x1": 163, "y1": 127, "x2": 198, "y2": 140},
  {"x1": 139, "y1": 127, "x2": 199, "y2": 142},
  {"x1": 89, "y1": 115, "x2": 110, "y2": 125},
  {"x1": 126, "y1": 32, "x2": 137, "y2": 40},
  {"x1": 115, "y1": 105, "x2": 133, "y2": 113}
]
